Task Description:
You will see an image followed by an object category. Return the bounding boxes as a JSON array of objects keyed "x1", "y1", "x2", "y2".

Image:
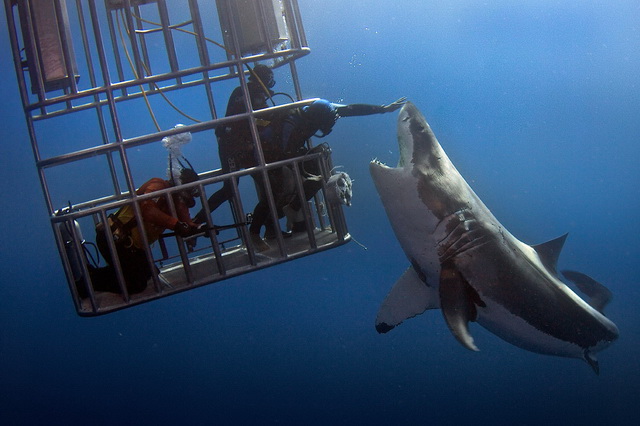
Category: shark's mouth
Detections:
[
  {"x1": 370, "y1": 151, "x2": 403, "y2": 172},
  {"x1": 370, "y1": 101, "x2": 417, "y2": 173},
  {"x1": 369, "y1": 158, "x2": 397, "y2": 182},
  {"x1": 370, "y1": 158, "x2": 390, "y2": 167}
]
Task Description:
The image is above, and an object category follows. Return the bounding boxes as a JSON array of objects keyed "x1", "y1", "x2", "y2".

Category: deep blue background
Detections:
[{"x1": 1, "y1": 1, "x2": 639, "y2": 424}]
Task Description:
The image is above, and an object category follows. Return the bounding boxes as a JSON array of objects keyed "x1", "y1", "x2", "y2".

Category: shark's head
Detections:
[
  {"x1": 396, "y1": 101, "x2": 441, "y2": 168},
  {"x1": 371, "y1": 100, "x2": 449, "y2": 177},
  {"x1": 370, "y1": 101, "x2": 467, "y2": 220},
  {"x1": 371, "y1": 101, "x2": 440, "y2": 173}
]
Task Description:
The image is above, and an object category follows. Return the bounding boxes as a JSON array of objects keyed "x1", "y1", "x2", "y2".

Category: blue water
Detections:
[{"x1": 2, "y1": 1, "x2": 639, "y2": 424}]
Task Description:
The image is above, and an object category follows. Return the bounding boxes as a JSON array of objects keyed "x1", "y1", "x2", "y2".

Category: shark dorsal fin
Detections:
[{"x1": 532, "y1": 233, "x2": 568, "y2": 275}]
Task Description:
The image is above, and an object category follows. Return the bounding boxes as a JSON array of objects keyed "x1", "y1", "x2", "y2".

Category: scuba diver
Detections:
[
  {"x1": 248, "y1": 97, "x2": 406, "y2": 249},
  {"x1": 193, "y1": 64, "x2": 276, "y2": 224},
  {"x1": 82, "y1": 167, "x2": 202, "y2": 297}
]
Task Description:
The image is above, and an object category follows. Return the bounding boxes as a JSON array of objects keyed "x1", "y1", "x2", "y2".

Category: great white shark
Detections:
[{"x1": 370, "y1": 102, "x2": 619, "y2": 374}]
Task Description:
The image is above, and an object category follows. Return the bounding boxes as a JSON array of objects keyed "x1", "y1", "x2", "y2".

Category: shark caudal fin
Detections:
[
  {"x1": 562, "y1": 270, "x2": 613, "y2": 315},
  {"x1": 375, "y1": 266, "x2": 439, "y2": 333}
]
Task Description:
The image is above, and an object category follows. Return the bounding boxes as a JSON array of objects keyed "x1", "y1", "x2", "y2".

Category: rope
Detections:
[
  {"x1": 116, "y1": 10, "x2": 161, "y2": 131},
  {"x1": 116, "y1": 8, "x2": 283, "y2": 130},
  {"x1": 129, "y1": 10, "x2": 277, "y2": 108}
]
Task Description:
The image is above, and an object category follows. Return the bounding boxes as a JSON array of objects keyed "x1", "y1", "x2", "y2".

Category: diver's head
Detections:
[
  {"x1": 249, "y1": 64, "x2": 275, "y2": 89},
  {"x1": 174, "y1": 168, "x2": 200, "y2": 208},
  {"x1": 178, "y1": 168, "x2": 198, "y2": 186},
  {"x1": 302, "y1": 99, "x2": 339, "y2": 137}
]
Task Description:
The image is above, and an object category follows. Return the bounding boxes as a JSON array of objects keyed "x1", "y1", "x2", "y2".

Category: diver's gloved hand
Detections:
[
  {"x1": 185, "y1": 223, "x2": 209, "y2": 251},
  {"x1": 382, "y1": 97, "x2": 407, "y2": 113},
  {"x1": 175, "y1": 221, "x2": 199, "y2": 238}
]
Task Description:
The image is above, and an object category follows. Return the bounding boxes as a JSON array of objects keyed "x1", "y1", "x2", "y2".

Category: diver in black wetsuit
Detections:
[
  {"x1": 193, "y1": 64, "x2": 275, "y2": 224},
  {"x1": 248, "y1": 97, "x2": 406, "y2": 249}
]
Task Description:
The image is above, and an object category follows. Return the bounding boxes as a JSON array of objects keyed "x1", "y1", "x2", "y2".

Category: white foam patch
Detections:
[{"x1": 162, "y1": 124, "x2": 192, "y2": 179}]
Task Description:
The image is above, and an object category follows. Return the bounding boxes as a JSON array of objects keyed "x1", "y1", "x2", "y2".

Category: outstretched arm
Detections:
[
  {"x1": 335, "y1": 97, "x2": 407, "y2": 117},
  {"x1": 381, "y1": 96, "x2": 407, "y2": 112}
]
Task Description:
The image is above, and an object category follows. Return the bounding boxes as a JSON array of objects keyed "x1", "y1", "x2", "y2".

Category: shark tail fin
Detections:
[
  {"x1": 561, "y1": 270, "x2": 613, "y2": 314},
  {"x1": 375, "y1": 266, "x2": 439, "y2": 333}
]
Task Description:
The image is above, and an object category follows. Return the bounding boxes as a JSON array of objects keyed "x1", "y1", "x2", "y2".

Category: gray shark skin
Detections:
[{"x1": 370, "y1": 102, "x2": 618, "y2": 374}]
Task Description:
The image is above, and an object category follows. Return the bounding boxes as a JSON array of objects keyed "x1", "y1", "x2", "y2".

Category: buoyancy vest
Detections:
[{"x1": 104, "y1": 179, "x2": 178, "y2": 250}]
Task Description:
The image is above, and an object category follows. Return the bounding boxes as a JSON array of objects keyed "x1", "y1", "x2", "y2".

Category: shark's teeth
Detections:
[{"x1": 371, "y1": 158, "x2": 388, "y2": 167}]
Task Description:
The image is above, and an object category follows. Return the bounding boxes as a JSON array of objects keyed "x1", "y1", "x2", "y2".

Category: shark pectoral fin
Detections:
[
  {"x1": 375, "y1": 266, "x2": 439, "y2": 334},
  {"x1": 562, "y1": 270, "x2": 613, "y2": 315},
  {"x1": 439, "y1": 262, "x2": 479, "y2": 351}
]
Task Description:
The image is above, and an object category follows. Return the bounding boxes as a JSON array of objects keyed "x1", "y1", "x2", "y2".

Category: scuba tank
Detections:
[{"x1": 58, "y1": 218, "x2": 86, "y2": 282}]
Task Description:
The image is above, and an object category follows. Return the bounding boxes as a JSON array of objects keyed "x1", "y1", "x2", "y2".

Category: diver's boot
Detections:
[
  {"x1": 249, "y1": 232, "x2": 270, "y2": 252},
  {"x1": 284, "y1": 205, "x2": 305, "y2": 233},
  {"x1": 264, "y1": 223, "x2": 292, "y2": 240},
  {"x1": 291, "y1": 221, "x2": 307, "y2": 233}
]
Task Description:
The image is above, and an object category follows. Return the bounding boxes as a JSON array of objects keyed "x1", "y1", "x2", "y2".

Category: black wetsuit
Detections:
[
  {"x1": 287, "y1": 103, "x2": 391, "y2": 209},
  {"x1": 249, "y1": 102, "x2": 392, "y2": 237},
  {"x1": 194, "y1": 82, "x2": 272, "y2": 223}
]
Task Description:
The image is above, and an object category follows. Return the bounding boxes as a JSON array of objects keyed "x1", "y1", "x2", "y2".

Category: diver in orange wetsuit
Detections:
[{"x1": 86, "y1": 169, "x2": 201, "y2": 296}]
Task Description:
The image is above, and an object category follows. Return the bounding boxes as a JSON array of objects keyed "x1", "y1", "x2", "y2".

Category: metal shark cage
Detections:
[{"x1": 5, "y1": 0, "x2": 351, "y2": 316}]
